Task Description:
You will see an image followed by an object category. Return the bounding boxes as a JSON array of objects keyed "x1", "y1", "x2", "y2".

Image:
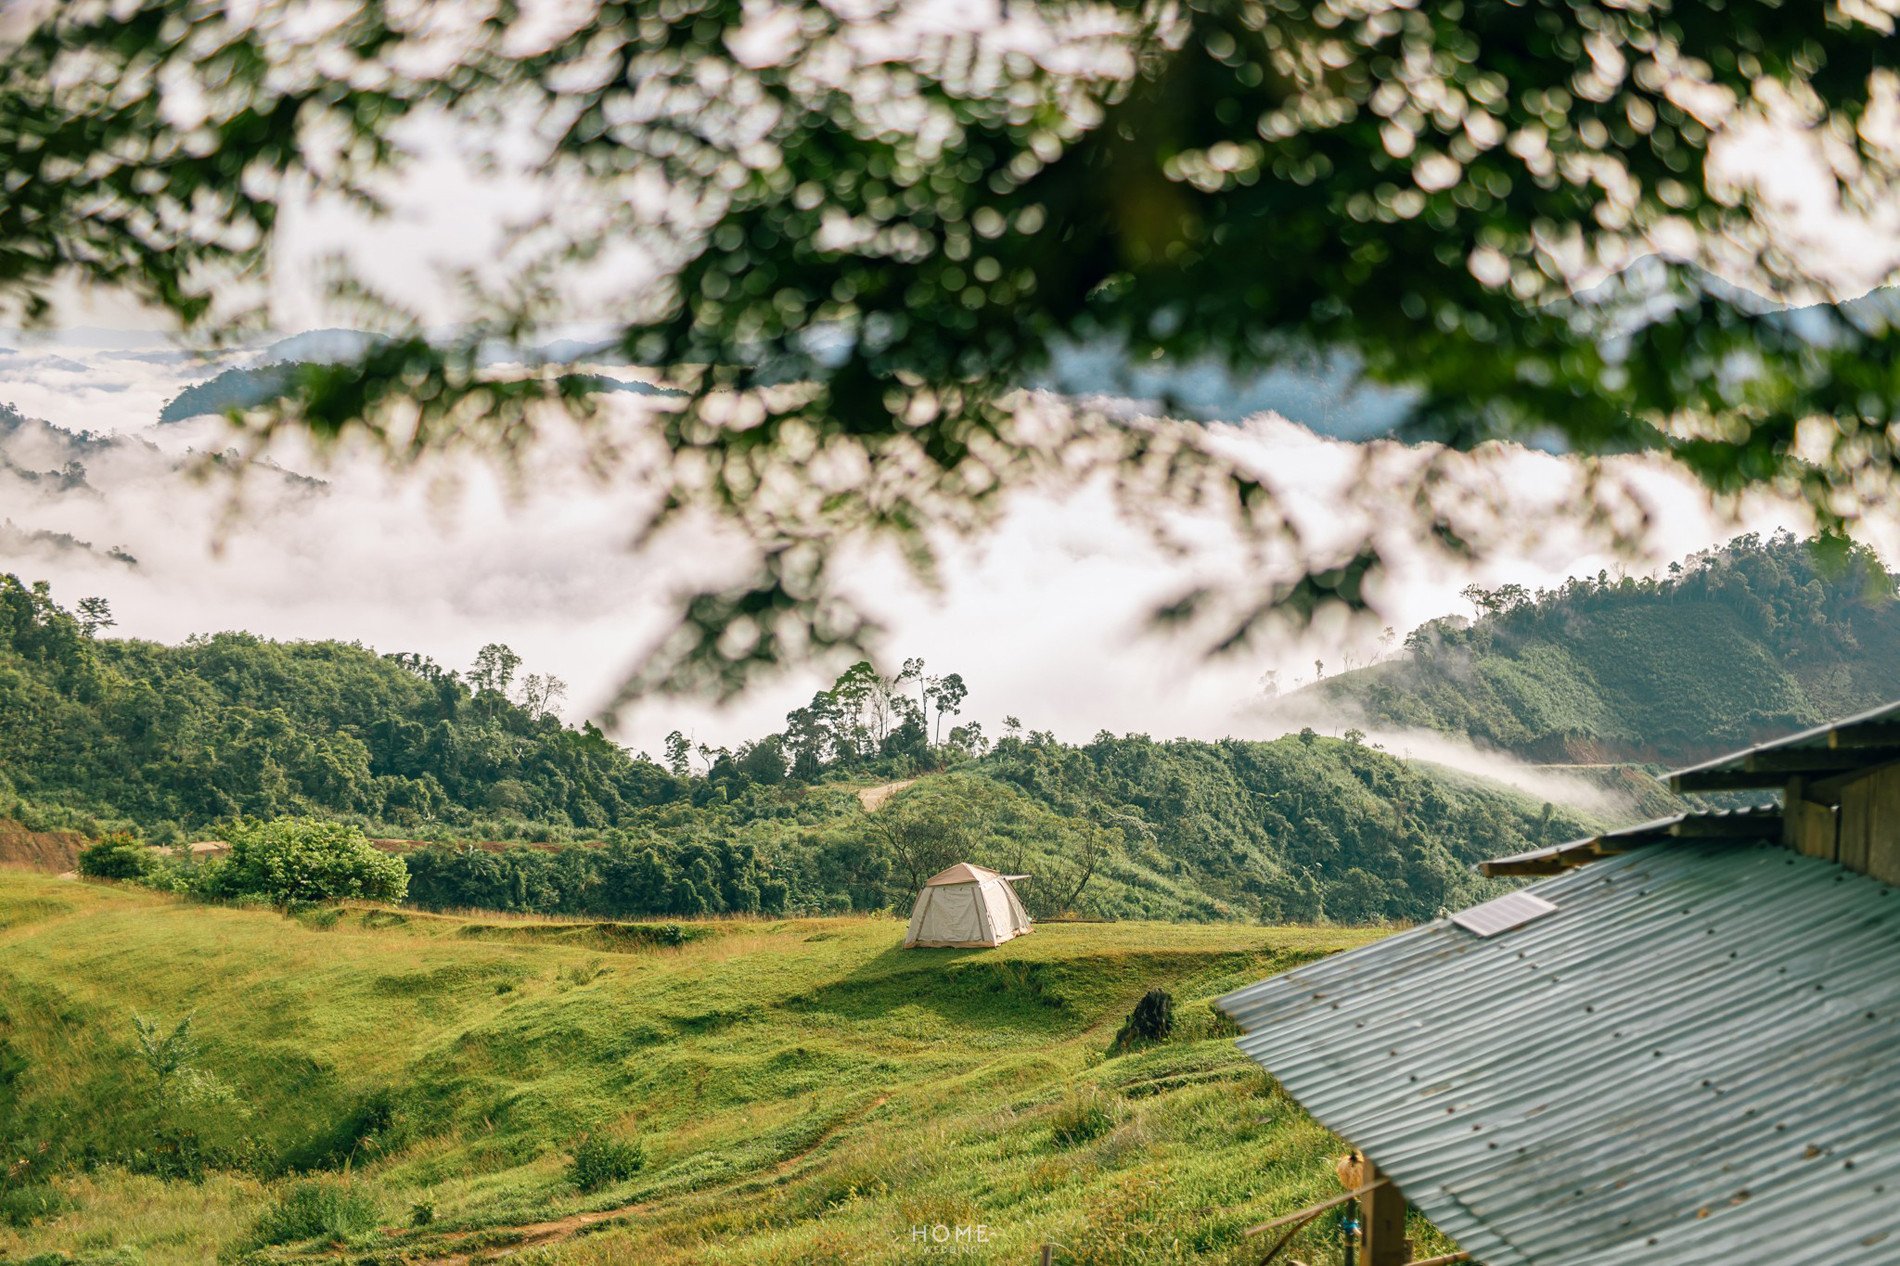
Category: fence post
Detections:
[{"x1": 1361, "y1": 1160, "x2": 1410, "y2": 1266}]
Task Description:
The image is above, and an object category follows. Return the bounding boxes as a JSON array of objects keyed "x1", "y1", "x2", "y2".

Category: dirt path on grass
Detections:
[
  {"x1": 857, "y1": 779, "x2": 916, "y2": 812},
  {"x1": 411, "y1": 1095, "x2": 894, "y2": 1263},
  {"x1": 417, "y1": 1202, "x2": 652, "y2": 1265},
  {"x1": 764, "y1": 1093, "x2": 890, "y2": 1178}
]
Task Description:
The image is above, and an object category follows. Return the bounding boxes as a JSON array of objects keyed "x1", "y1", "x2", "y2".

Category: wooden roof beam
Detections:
[
  {"x1": 1670, "y1": 768, "x2": 1784, "y2": 793},
  {"x1": 1482, "y1": 814, "x2": 1778, "y2": 876},
  {"x1": 1481, "y1": 857, "x2": 1574, "y2": 878},
  {"x1": 1667, "y1": 814, "x2": 1782, "y2": 839},
  {"x1": 1830, "y1": 722, "x2": 1900, "y2": 749},
  {"x1": 1479, "y1": 835, "x2": 1659, "y2": 878},
  {"x1": 1745, "y1": 747, "x2": 1900, "y2": 774},
  {"x1": 1669, "y1": 743, "x2": 1900, "y2": 794}
]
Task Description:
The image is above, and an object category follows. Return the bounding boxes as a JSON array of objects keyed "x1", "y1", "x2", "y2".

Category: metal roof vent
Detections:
[{"x1": 1451, "y1": 891, "x2": 1558, "y2": 937}]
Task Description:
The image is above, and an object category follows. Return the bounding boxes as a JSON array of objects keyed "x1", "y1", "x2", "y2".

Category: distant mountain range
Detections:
[
  {"x1": 0, "y1": 401, "x2": 324, "y2": 569},
  {"x1": 154, "y1": 331, "x2": 679, "y2": 423},
  {"x1": 18, "y1": 257, "x2": 1900, "y2": 435}
]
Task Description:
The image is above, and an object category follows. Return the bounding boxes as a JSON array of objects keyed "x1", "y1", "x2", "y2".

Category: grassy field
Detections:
[{"x1": 0, "y1": 871, "x2": 1450, "y2": 1265}]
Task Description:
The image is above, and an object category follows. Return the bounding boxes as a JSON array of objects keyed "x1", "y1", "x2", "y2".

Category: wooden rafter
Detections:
[{"x1": 1480, "y1": 811, "x2": 1781, "y2": 877}]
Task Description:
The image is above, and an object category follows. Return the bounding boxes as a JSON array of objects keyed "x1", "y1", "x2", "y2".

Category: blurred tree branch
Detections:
[{"x1": 5, "y1": 0, "x2": 1898, "y2": 698}]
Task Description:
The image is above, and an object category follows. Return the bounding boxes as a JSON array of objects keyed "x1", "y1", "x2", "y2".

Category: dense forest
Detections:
[
  {"x1": 22, "y1": 534, "x2": 1870, "y2": 923},
  {"x1": 1308, "y1": 532, "x2": 1900, "y2": 764},
  {"x1": 0, "y1": 577, "x2": 1608, "y2": 922}
]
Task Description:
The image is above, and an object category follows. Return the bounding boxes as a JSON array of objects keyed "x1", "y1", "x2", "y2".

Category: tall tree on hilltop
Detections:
[
  {"x1": 933, "y1": 673, "x2": 969, "y2": 745},
  {"x1": 469, "y1": 644, "x2": 522, "y2": 698},
  {"x1": 76, "y1": 597, "x2": 114, "y2": 637}
]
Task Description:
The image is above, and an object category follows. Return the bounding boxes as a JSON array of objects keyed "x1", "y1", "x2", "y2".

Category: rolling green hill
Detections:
[
  {"x1": 0, "y1": 575, "x2": 1624, "y2": 924},
  {"x1": 0, "y1": 870, "x2": 1445, "y2": 1266},
  {"x1": 1306, "y1": 532, "x2": 1900, "y2": 765}
]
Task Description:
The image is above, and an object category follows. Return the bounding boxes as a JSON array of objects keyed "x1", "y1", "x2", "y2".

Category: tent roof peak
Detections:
[{"x1": 924, "y1": 861, "x2": 1010, "y2": 886}]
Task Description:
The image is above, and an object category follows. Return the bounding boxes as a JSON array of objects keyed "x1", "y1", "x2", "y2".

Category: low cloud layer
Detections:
[{"x1": 0, "y1": 339, "x2": 1839, "y2": 774}]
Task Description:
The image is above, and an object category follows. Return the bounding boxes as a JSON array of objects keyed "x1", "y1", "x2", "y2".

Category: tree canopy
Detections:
[
  {"x1": 6, "y1": 1, "x2": 1899, "y2": 695},
  {"x1": 1321, "y1": 529, "x2": 1900, "y2": 761}
]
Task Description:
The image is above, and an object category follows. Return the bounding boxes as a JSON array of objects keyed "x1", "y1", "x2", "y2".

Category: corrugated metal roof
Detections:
[
  {"x1": 1479, "y1": 805, "x2": 1781, "y2": 877},
  {"x1": 1669, "y1": 699, "x2": 1900, "y2": 791},
  {"x1": 1218, "y1": 841, "x2": 1900, "y2": 1265}
]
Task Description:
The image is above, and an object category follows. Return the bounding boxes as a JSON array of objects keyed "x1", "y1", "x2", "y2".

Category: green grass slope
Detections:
[
  {"x1": 1309, "y1": 532, "x2": 1900, "y2": 764},
  {"x1": 0, "y1": 872, "x2": 1443, "y2": 1266}
]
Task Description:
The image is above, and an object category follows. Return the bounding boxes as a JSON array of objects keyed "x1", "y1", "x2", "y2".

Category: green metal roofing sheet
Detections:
[{"x1": 1218, "y1": 840, "x2": 1900, "y2": 1265}]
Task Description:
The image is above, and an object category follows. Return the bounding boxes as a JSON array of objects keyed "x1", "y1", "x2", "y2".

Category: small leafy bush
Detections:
[
  {"x1": 1049, "y1": 1090, "x2": 1119, "y2": 1148},
  {"x1": 212, "y1": 819, "x2": 408, "y2": 905},
  {"x1": 0, "y1": 1183, "x2": 67, "y2": 1228},
  {"x1": 139, "y1": 852, "x2": 224, "y2": 898},
  {"x1": 250, "y1": 1180, "x2": 380, "y2": 1246},
  {"x1": 568, "y1": 1134, "x2": 646, "y2": 1192},
  {"x1": 409, "y1": 1199, "x2": 436, "y2": 1226},
  {"x1": 131, "y1": 1012, "x2": 196, "y2": 1095},
  {"x1": 77, "y1": 833, "x2": 157, "y2": 881}
]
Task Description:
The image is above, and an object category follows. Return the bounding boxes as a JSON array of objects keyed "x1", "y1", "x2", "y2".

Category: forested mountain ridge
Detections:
[
  {"x1": 0, "y1": 575, "x2": 1616, "y2": 923},
  {"x1": 0, "y1": 575, "x2": 681, "y2": 835},
  {"x1": 1303, "y1": 533, "x2": 1900, "y2": 765}
]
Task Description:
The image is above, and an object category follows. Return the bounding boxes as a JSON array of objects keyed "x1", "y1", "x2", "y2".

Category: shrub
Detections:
[
  {"x1": 409, "y1": 1199, "x2": 436, "y2": 1226},
  {"x1": 77, "y1": 833, "x2": 157, "y2": 881},
  {"x1": 0, "y1": 1183, "x2": 67, "y2": 1228},
  {"x1": 1048, "y1": 1090, "x2": 1118, "y2": 1148},
  {"x1": 138, "y1": 850, "x2": 224, "y2": 897},
  {"x1": 560, "y1": 959, "x2": 610, "y2": 987},
  {"x1": 130, "y1": 1012, "x2": 196, "y2": 1095},
  {"x1": 1113, "y1": 989, "x2": 1174, "y2": 1051},
  {"x1": 568, "y1": 1134, "x2": 646, "y2": 1192},
  {"x1": 250, "y1": 1180, "x2": 380, "y2": 1245},
  {"x1": 213, "y1": 819, "x2": 408, "y2": 905}
]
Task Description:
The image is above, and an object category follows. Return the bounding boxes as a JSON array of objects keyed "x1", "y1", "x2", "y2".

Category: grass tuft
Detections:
[
  {"x1": 0, "y1": 1184, "x2": 67, "y2": 1228},
  {"x1": 248, "y1": 1179, "x2": 379, "y2": 1246},
  {"x1": 1049, "y1": 1089, "x2": 1121, "y2": 1148},
  {"x1": 569, "y1": 1134, "x2": 647, "y2": 1193}
]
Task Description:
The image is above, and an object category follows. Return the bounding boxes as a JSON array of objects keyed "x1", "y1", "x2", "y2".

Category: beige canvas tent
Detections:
[{"x1": 903, "y1": 863, "x2": 1033, "y2": 948}]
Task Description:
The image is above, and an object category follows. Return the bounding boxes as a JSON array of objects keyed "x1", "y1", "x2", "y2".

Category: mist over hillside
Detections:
[{"x1": 1297, "y1": 532, "x2": 1900, "y2": 766}]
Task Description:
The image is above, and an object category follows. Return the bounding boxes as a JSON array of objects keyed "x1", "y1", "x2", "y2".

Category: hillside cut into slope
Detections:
[{"x1": 1306, "y1": 533, "x2": 1900, "y2": 766}]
